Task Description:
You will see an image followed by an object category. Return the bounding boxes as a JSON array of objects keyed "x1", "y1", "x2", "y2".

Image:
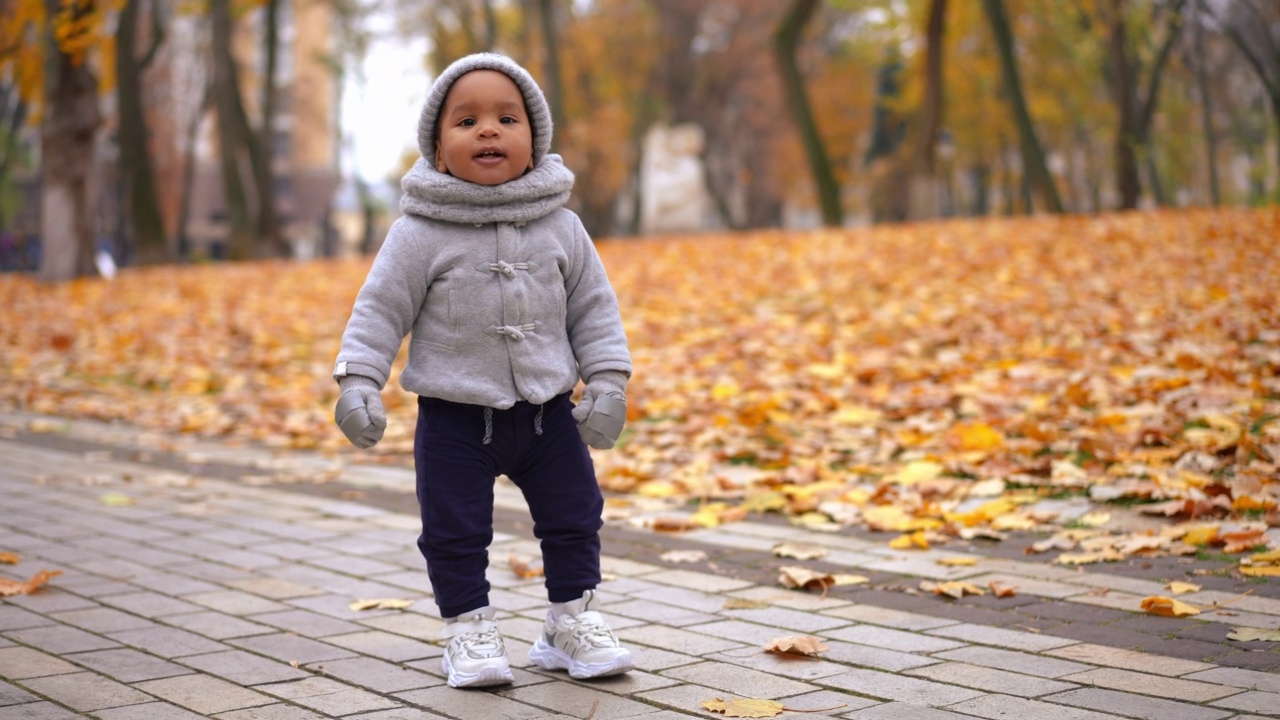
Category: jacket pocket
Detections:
[{"x1": 413, "y1": 286, "x2": 458, "y2": 350}]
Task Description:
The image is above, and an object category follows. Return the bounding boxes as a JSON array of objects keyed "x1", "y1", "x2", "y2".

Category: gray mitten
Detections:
[
  {"x1": 334, "y1": 375, "x2": 386, "y2": 449},
  {"x1": 572, "y1": 371, "x2": 628, "y2": 450}
]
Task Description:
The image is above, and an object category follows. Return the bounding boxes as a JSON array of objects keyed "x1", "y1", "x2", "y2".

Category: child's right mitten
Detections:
[
  {"x1": 572, "y1": 370, "x2": 628, "y2": 450},
  {"x1": 334, "y1": 375, "x2": 386, "y2": 449}
]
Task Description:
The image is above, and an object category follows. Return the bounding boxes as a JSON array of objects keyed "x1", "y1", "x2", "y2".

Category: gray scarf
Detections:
[{"x1": 399, "y1": 154, "x2": 575, "y2": 225}]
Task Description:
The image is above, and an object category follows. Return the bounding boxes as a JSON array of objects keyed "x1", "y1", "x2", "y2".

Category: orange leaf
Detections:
[
  {"x1": 0, "y1": 569, "x2": 62, "y2": 597},
  {"x1": 1140, "y1": 596, "x2": 1200, "y2": 617},
  {"x1": 763, "y1": 635, "x2": 828, "y2": 657},
  {"x1": 507, "y1": 555, "x2": 544, "y2": 579},
  {"x1": 989, "y1": 581, "x2": 1017, "y2": 598},
  {"x1": 0, "y1": 552, "x2": 19, "y2": 565}
]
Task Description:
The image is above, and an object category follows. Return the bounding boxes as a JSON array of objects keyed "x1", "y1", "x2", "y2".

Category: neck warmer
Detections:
[{"x1": 399, "y1": 153, "x2": 575, "y2": 225}]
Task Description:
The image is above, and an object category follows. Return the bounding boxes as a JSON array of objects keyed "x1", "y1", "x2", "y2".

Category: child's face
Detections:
[{"x1": 434, "y1": 70, "x2": 535, "y2": 186}]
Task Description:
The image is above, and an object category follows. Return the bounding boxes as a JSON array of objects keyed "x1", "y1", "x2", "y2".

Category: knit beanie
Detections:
[{"x1": 417, "y1": 53, "x2": 554, "y2": 171}]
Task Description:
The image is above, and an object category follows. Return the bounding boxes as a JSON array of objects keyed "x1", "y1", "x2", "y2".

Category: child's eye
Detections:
[
  {"x1": 500, "y1": 116, "x2": 517, "y2": 124},
  {"x1": 459, "y1": 118, "x2": 476, "y2": 127}
]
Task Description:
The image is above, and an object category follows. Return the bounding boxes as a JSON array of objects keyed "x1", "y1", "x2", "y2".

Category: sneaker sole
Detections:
[
  {"x1": 442, "y1": 652, "x2": 514, "y2": 688},
  {"x1": 529, "y1": 637, "x2": 634, "y2": 680}
]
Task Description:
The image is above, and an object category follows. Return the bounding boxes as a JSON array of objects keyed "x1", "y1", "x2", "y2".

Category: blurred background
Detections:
[{"x1": 0, "y1": 0, "x2": 1276, "y2": 281}]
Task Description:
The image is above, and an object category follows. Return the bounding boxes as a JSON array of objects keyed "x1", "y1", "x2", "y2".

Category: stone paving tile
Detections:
[
  {"x1": 946, "y1": 693, "x2": 1127, "y2": 719},
  {"x1": 321, "y1": 630, "x2": 440, "y2": 663},
  {"x1": 48, "y1": 607, "x2": 157, "y2": 634},
  {"x1": 774, "y1": 689, "x2": 880, "y2": 716},
  {"x1": 93, "y1": 701, "x2": 209, "y2": 720},
  {"x1": 1184, "y1": 667, "x2": 1280, "y2": 693},
  {"x1": 962, "y1": 573, "x2": 1089, "y2": 599},
  {"x1": 228, "y1": 632, "x2": 359, "y2": 665},
  {"x1": 163, "y1": 610, "x2": 277, "y2": 640},
  {"x1": 2, "y1": 589, "x2": 99, "y2": 614},
  {"x1": 97, "y1": 591, "x2": 211, "y2": 618},
  {"x1": 817, "y1": 667, "x2": 986, "y2": 706},
  {"x1": 724, "y1": 587, "x2": 853, "y2": 612},
  {"x1": 258, "y1": 676, "x2": 401, "y2": 715},
  {"x1": 615, "y1": 625, "x2": 749, "y2": 656},
  {"x1": 106, "y1": 626, "x2": 228, "y2": 658},
  {"x1": 825, "y1": 625, "x2": 965, "y2": 654},
  {"x1": 4, "y1": 623, "x2": 121, "y2": 654},
  {"x1": 706, "y1": 646, "x2": 852, "y2": 681},
  {"x1": 179, "y1": 649, "x2": 311, "y2": 685},
  {"x1": 625, "y1": 586, "x2": 737, "y2": 614},
  {"x1": 248, "y1": 609, "x2": 367, "y2": 638},
  {"x1": 607, "y1": 599, "x2": 723, "y2": 627},
  {"x1": 1045, "y1": 642, "x2": 1217, "y2": 676},
  {"x1": 0, "y1": 606, "x2": 58, "y2": 632},
  {"x1": 0, "y1": 646, "x2": 80, "y2": 679},
  {"x1": 394, "y1": 685, "x2": 553, "y2": 720},
  {"x1": 818, "y1": 604, "x2": 959, "y2": 631},
  {"x1": 643, "y1": 569, "x2": 754, "y2": 593},
  {"x1": 500, "y1": 680, "x2": 665, "y2": 719},
  {"x1": 126, "y1": 572, "x2": 223, "y2": 596},
  {"x1": 184, "y1": 590, "x2": 292, "y2": 616},
  {"x1": 1070, "y1": 573, "x2": 1182, "y2": 598},
  {"x1": 285, "y1": 593, "x2": 418, "y2": 621},
  {"x1": 685, "y1": 619, "x2": 805, "y2": 647},
  {"x1": 930, "y1": 645, "x2": 1095, "y2": 678},
  {"x1": 0, "y1": 680, "x2": 39, "y2": 707},
  {"x1": 906, "y1": 661, "x2": 1080, "y2": 697},
  {"x1": 634, "y1": 682, "x2": 746, "y2": 718},
  {"x1": 356, "y1": 612, "x2": 446, "y2": 641},
  {"x1": 720, "y1": 606, "x2": 851, "y2": 634},
  {"x1": 135, "y1": 674, "x2": 276, "y2": 715},
  {"x1": 0, "y1": 701, "x2": 81, "y2": 719},
  {"x1": 841, "y1": 701, "x2": 978, "y2": 719},
  {"x1": 306, "y1": 656, "x2": 444, "y2": 693},
  {"x1": 1209, "y1": 691, "x2": 1280, "y2": 715},
  {"x1": 326, "y1": 709, "x2": 451, "y2": 720},
  {"x1": 65, "y1": 648, "x2": 193, "y2": 683},
  {"x1": 821, "y1": 640, "x2": 941, "y2": 672},
  {"x1": 925, "y1": 623, "x2": 1079, "y2": 652},
  {"x1": 662, "y1": 660, "x2": 818, "y2": 699},
  {"x1": 1061, "y1": 667, "x2": 1245, "y2": 703},
  {"x1": 18, "y1": 671, "x2": 154, "y2": 712},
  {"x1": 1044, "y1": 687, "x2": 1234, "y2": 720},
  {"x1": 618, "y1": 644, "x2": 702, "y2": 673}
]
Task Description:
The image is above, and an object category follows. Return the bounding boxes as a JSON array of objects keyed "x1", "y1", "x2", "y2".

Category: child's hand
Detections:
[
  {"x1": 573, "y1": 371, "x2": 628, "y2": 449},
  {"x1": 334, "y1": 375, "x2": 387, "y2": 449}
]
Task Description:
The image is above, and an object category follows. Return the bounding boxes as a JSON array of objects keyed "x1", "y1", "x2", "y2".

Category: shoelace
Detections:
[
  {"x1": 452, "y1": 621, "x2": 504, "y2": 658},
  {"x1": 565, "y1": 611, "x2": 617, "y2": 648}
]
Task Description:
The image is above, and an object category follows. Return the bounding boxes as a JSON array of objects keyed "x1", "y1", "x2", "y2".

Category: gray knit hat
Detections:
[{"x1": 417, "y1": 53, "x2": 554, "y2": 170}]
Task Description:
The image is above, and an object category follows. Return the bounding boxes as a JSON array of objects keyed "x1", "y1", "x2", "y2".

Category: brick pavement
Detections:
[{"x1": 1, "y1": 411, "x2": 1278, "y2": 719}]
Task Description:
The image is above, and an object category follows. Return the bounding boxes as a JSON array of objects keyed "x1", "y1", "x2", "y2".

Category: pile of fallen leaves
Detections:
[{"x1": 1, "y1": 208, "x2": 1277, "y2": 558}]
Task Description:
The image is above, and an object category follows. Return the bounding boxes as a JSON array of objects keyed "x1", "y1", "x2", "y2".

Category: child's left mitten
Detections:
[
  {"x1": 334, "y1": 375, "x2": 386, "y2": 449},
  {"x1": 572, "y1": 371, "x2": 628, "y2": 450}
]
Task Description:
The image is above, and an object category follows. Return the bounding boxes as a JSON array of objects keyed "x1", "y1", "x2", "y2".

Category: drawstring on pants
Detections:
[{"x1": 480, "y1": 404, "x2": 544, "y2": 444}]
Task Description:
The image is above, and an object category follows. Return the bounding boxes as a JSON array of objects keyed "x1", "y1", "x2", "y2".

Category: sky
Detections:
[{"x1": 339, "y1": 15, "x2": 430, "y2": 188}]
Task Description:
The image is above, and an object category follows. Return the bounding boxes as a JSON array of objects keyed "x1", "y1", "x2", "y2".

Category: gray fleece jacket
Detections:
[{"x1": 334, "y1": 53, "x2": 631, "y2": 409}]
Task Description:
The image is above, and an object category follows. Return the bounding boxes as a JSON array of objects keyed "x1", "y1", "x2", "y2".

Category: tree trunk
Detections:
[
  {"x1": 116, "y1": 0, "x2": 170, "y2": 265},
  {"x1": 982, "y1": 0, "x2": 1064, "y2": 214},
  {"x1": 1107, "y1": 0, "x2": 1141, "y2": 209},
  {"x1": 210, "y1": 0, "x2": 258, "y2": 261},
  {"x1": 177, "y1": 81, "x2": 214, "y2": 261},
  {"x1": 909, "y1": 0, "x2": 947, "y2": 219},
  {"x1": 0, "y1": 90, "x2": 27, "y2": 229},
  {"x1": 1195, "y1": 0, "x2": 1220, "y2": 205},
  {"x1": 775, "y1": 0, "x2": 842, "y2": 226},
  {"x1": 255, "y1": 0, "x2": 285, "y2": 258},
  {"x1": 536, "y1": 0, "x2": 564, "y2": 153},
  {"x1": 39, "y1": 0, "x2": 102, "y2": 282}
]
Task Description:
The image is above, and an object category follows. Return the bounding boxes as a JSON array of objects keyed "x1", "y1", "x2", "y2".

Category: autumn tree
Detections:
[
  {"x1": 1212, "y1": 0, "x2": 1280, "y2": 188},
  {"x1": 776, "y1": 0, "x2": 842, "y2": 226},
  {"x1": 115, "y1": 0, "x2": 168, "y2": 264}
]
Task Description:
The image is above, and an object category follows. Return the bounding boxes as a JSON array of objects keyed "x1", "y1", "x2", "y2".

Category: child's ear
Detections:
[{"x1": 434, "y1": 140, "x2": 448, "y2": 173}]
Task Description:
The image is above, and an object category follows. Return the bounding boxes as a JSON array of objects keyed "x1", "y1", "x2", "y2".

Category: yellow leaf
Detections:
[
  {"x1": 1180, "y1": 524, "x2": 1220, "y2": 547},
  {"x1": 831, "y1": 574, "x2": 870, "y2": 586},
  {"x1": 1240, "y1": 566, "x2": 1280, "y2": 577},
  {"x1": 1165, "y1": 581, "x2": 1201, "y2": 595},
  {"x1": 349, "y1": 598, "x2": 413, "y2": 611},
  {"x1": 889, "y1": 460, "x2": 944, "y2": 485},
  {"x1": 772, "y1": 543, "x2": 829, "y2": 561},
  {"x1": 945, "y1": 421, "x2": 1005, "y2": 451},
  {"x1": 723, "y1": 598, "x2": 770, "y2": 610},
  {"x1": 636, "y1": 480, "x2": 681, "y2": 498},
  {"x1": 1227, "y1": 627, "x2": 1280, "y2": 642},
  {"x1": 98, "y1": 492, "x2": 134, "y2": 507},
  {"x1": 889, "y1": 531, "x2": 930, "y2": 550},
  {"x1": 1245, "y1": 549, "x2": 1280, "y2": 564},
  {"x1": 508, "y1": 555, "x2": 544, "y2": 578},
  {"x1": 831, "y1": 406, "x2": 882, "y2": 425},
  {"x1": 701, "y1": 698, "x2": 785, "y2": 718},
  {"x1": 938, "y1": 557, "x2": 978, "y2": 567},
  {"x1": 763, "y1": 635, "x2": 828, "y2": 657},
  {"x1": 1076, "y1": 512, "x2": 1111, "y2": 528},
  {"x1": 0, "y1": 552, "x2": 19, "y2": 565},
  {"x1": 922, "y1": 581, "x2": 986, "y2": 599},
  {"x1": 1140, "y1": 596, "x2": 1201, "y2": 617},
  {"x1": 660, "y1": 550, "x2": 708, "y2": 564}
]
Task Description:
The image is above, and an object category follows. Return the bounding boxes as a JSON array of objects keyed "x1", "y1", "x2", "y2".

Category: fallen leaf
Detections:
[
  {"x1": 0, "y1": 569, "x2": 62, "y2": 597},
  {"x1": 98, "y1": 492, "x2": 134, "y2": 507},
  {"x1": 771, "y1": 542, "x2": 829, "y2": 561},
  {"x1": 922, "y1": 581, "x2": 986, "y2": 599},
  {"x1": 1227, "y1": 627, "x2": 1280, "y2": 642},
  {"x1": 763, "y1": 635, "x2": 828, "y2": 657},
  {"x1": 1240, "y1": 566, "x2": 1280, "y2": 577},
  {"x1": 0, "y1": 552, "x2": 19, "y2": 565},
  {"x1": 723, "y1": 598, "x2": 770, "y2": 610},
  {"x1": 938, "y1": 557, "x2": 978, "y2": 567},
  {"x1": 651, "y1": 516, "x2": 700, "y2": 532},
  {"x1": 349, "y1": 598, "x2": 413, "y2": 611},
  {"x1": 701, "y1": 698, "x2": 785, "y2": 718},
  {"x1": 1140, "y1": 596, "x2": 1201, "y2": 617},
  {"x1": 508, "y1": 555, "x2": 544, "y2": 578},
  {"x1": 989, "y1": 582, "x2": 1017, "y2": 598},
  {"x1": 778, "y1": 566, "x2": 834, "y2": 592},
  {"x1": 660, "y1": 550, "x2": 708, "y2": 564},
  {"x1": 1166, "y1": 581, "x2": 1202, "y2": 595},
  {"x1": 1076, "y1": 511, "x2": 1111, "y2": 527},
  {"x1": 831, "y1": 573, "x2": 871, "y2": 586},
  {"x1": 1220, "y1": 528, "x2": 1267, "y2": 554},
  {"x1": 889, "y1": 531, "x2": 930, "y2": 550}
]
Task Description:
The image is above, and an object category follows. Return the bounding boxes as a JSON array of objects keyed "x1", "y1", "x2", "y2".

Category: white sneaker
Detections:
[
  {"x1": 528, "y1": 590, "x2": 633, "y2": 679},
  {"x1": 440, "y1": 607, "x2": 514, "y2": 688}
]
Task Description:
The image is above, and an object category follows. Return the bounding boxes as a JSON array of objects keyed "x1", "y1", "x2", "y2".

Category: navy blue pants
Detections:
[{"x1": 414, "y1": 392, "x2": 604, "y2": 618}]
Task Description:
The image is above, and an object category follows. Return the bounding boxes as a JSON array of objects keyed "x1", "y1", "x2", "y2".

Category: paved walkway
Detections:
[{"x1": 1, "y1": 411, "x2": 1278, "y2": 720}]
